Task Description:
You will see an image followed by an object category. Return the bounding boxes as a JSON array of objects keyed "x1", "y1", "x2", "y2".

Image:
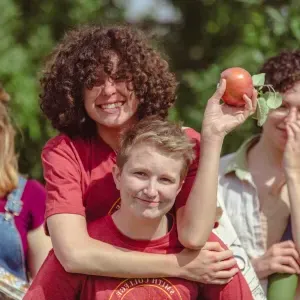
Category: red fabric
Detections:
[
  {"x1": 24, "y1": 215, "x2": 198, "y2": 300},
  {"x1": 0, "y1": 179, "x2": 46, "y2": 265},
  {"x1": 24, "y1": 216, "x2": 252, "y2": 300},
  {"x1": 42, "y1": 128, "x2": 200, "y2": 228},
  {"x1": 200, "y1": 234, "x2": 253, "y2": 300}
]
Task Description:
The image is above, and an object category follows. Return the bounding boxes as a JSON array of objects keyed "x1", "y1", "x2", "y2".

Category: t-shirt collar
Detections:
[{"x1": 224, "y1": 135, "x2": 260, "y2": 182}]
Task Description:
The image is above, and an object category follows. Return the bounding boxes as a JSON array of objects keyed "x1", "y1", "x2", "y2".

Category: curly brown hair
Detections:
[
  {"x1": 40, "y1": 24, "x2": 177, "y2": 138},
  {"x1": 260, "y1": 50, "x2": 300, "y2": 93}
]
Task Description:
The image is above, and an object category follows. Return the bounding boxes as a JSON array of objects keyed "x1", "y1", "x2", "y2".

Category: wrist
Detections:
[
  {"x1": 201, "y1": 133, "x2": 224, "y2": 146},
  {"x1": 251, "y1": 257, "x2": 270, "y2": 279},
  {"x1": 285, "y1": 170, "x2": 300, "y2": 182},
  {"x1": 166, "y1": 254, "x2": 182, "y2": 278}
]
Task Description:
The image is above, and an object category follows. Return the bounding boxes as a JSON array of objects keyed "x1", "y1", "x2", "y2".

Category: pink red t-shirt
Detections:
[
  {"x1": 0, "y1": 179, "x2": 46, "y2": 264},
  {"x1": 42, "y1": 128, "x2": 200, "y2": 226},
  {"x1": 24, "y1": 215, "x2": 252, "y2": 300}
]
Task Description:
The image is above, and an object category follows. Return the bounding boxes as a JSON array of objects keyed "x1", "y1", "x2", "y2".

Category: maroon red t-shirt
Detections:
[
  {"x1": 0, "y1": 179, "x2": 46, "y2": 263},
  {"x1": 42, "y1": 128, "x2": 200, "y2": 226},
  {"x1": 24, "y1": 215, "x2": 252, "y2": 300}
]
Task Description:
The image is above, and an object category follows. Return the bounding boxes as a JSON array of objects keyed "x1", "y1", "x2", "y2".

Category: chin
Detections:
[
  {"x1": 99, "y1": 116, "x2": 136, "y2": 129},
  {"x1": 134, "y1": 208, "x2": 164, "y2": 220}
]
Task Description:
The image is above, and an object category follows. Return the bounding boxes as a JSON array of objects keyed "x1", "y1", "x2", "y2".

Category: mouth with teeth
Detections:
[{"x1": 98, "y1": 101, "x2": 125, "y2": 112}]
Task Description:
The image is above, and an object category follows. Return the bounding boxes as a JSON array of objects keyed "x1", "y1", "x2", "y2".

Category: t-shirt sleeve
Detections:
[
  {"x1": 42, "y1": 135, "x2": 85, "y2": 221},
  {"x1": 26, "y1": 180, "x2": 47, "y2": 230},
  {"x1": 175, "y1": 128, "x2": 201, "y2": 210},
  {"x1": 24, "y1": 250, "x2": 83, "y2": 300}
]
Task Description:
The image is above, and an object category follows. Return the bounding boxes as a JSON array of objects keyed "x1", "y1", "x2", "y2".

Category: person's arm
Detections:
[
  {"x1": 283, "y1": 107, "x2": 300, "y2": 252},
  {"x1": 287, "y1": 175, "x2": 300, "y2": 252},
  {"x1": 26, "y1": 179, "x2": 52, "y2": 277},
  {"x1": 48, "y1": 213, "x2": 238, "y2": 283},
  {"x1": 177, "y1": 80, "x2": 257, "y2": 249},
  {"x1": 27, "y1": 225, "x2": 52, "y2": 277}
]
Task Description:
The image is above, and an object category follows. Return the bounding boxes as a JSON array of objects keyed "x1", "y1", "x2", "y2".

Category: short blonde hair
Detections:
[
  {"x1": 0, "y1": 84, "x2": 18, "y2": 197},
  {"x1": 117, "y1": 117, "x2": 196, "y2": 180}
]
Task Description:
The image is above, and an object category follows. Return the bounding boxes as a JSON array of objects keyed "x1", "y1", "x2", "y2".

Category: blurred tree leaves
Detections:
[
  {"x1": 0, "y1": 0, "x2": 299, "y2": 180},
  {"x1": 0, "y1": 0, "x2": 125, "y2": 180},
  {"x1": 163, "y1": 0, "x2": 300, "y2": 154}
]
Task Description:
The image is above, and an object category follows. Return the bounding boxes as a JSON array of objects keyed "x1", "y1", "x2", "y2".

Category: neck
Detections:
[
  {"x1": 96, "y1": 118, "x2": 137, "y2": 151},
  {"x1": 97, "y1": 126, "x2": 121, "y2": 151},
  {"x1": 248, "y1": 134, "x2": 283, "y2": 172},
  {"x1": 112, "y1": 208, "x2": 169, "y2": 240}
]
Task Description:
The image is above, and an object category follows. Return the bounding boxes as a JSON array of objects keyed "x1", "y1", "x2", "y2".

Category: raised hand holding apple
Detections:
[{"x1": 201, "y1": 78, "x2": 257, "y2": 140}]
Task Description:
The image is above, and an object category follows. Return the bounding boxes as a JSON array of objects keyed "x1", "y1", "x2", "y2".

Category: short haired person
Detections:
[{"x1": 24, "y1": 118, "x2": 253, "y2": 300}]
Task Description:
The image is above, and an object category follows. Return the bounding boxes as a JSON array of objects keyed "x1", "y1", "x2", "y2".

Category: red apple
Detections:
[{"x1": 221, "y1": 67, "x2": 253, "y2": 107}]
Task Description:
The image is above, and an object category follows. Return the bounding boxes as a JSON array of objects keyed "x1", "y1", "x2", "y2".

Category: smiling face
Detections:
[
  {"x1": 84, "y1": 54, "x2": 138, "y2": 132},
  {"x1": 112, "y1": 144, "x2": 184, "y2": 220},
  {"x1": 262, "y1": 81, "x2": 300, "y2": 151}
]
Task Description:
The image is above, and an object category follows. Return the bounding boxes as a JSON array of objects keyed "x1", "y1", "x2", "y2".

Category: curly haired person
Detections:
[
  {"x1": 40, "y1": 24, "x2": 257, "y2": 286},
  {"x1": 218, "y1": 50, "x2": 300, "y2": 297}
]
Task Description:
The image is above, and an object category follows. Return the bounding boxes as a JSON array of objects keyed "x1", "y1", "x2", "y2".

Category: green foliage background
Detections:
[{"x1": 1, "y1": 0, "x2": 299, "y2": 181}]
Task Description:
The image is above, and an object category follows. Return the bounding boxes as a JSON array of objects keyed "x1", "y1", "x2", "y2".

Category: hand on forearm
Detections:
[
  {"x1": 285, "y1": 174, "x2": 300, "y2": 252},
  {"x1": 251, "y1": 241, "x2": 300, "y2": 279},
  {"x1": 177, "y1": 242, "x2": 238, "y2": 284}
]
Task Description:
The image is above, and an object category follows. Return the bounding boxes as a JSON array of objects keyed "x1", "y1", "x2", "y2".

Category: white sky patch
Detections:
[{"x1": 114, "y1": 0, "x2": 181, "y2": 22}]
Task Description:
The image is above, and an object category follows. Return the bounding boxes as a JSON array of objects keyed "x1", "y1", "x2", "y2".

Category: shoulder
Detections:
[
  {"x1": 24, "y1": 179, "x2": 46, "y2": 198},
  {"x1": 42, "y1": 134, "x2": 96, "y2": 168},
  {"x1": 21, "y1": 179, "x2": 47, "y2": 228},
  {"x1": 42, "y1": 134, "x2": 91, "y2": 155},
  {"x1": 87, "y1": 216, "x2": 110, "y2": 240},
  {"x1": 219, "y1": 153, "x2": 236, "y2": 175},
  {"x1": 43, "y1": 134, "x2": 73, "y2": 151},
  {"x1": 22, "y1": 179, "x2": 46, "y2": 204},
  {"x1": 183, "y1": 127, "x2": 200, "y2": 159},
  {"x1": 182, "y1": 127, "x2": 201, "y2": 142}
]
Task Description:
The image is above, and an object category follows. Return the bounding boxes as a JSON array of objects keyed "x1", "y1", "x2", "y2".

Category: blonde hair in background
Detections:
[
  {"x1": 0, "y1": 84, "x2": 18, "y2": 197},
  {"x1": 117, "y1": 117, "x2": 196, "y2": 180}
]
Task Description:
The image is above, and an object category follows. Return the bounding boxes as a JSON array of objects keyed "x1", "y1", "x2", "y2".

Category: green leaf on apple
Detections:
[
  {"x1": 264, "y1": 91, "x2": 282, "y2": 109},
  {"x1": 255, "y1": 97, "x2": 270, "y2": 126},
  {"x1": 252, "y1": 73, "x2": 265, "y2": 86}
]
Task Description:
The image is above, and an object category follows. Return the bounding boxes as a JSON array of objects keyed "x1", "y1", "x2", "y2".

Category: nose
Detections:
[
  {"x1": 103, "y1": 79, "x2": 116, "y2": 96},
  {"x1": 284, "y1": 107, "x2": 298, "y2": 123},
  {"x1": 143, "y1": 180, "x2": 158, "y2": 199}
]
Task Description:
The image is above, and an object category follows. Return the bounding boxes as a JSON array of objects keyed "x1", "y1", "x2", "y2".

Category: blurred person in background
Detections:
[
  {"x1": 218, "y1": 50, "x2": 300, "y2": 297},
  {"x1": 0, "y1": 83, "x2": 52, "y2": 298},
  {"x1": 40, "y1": 24, "x2": 257, "y2": 286}
]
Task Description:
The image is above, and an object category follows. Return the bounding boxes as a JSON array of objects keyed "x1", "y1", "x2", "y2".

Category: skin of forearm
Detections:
[
  {"x1": 59, "y1": 236, "x2": 181, "y2": 278},
  {"x1": 178, "y1": 137, "x2": 223, "y2": 250},
  {"x1": 286, "y1": 172, "x2": 300, "y2": 252}
]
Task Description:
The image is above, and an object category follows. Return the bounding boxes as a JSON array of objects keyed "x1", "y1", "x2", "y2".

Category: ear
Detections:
[
  {"x1": 176, "y1": 180, "x2": 185, "y2": 196},
  {"x1": 112, "y1": 164, "x2": 121, "y2": 190}
]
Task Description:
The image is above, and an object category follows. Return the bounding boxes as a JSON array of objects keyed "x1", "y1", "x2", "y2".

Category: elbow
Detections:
[
  {"x1": 56, "y1": 246, "x2": 83, "y2": 273},
  {"x1": 178, "y1": 230, "x2": 206, "y2": 250}
]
